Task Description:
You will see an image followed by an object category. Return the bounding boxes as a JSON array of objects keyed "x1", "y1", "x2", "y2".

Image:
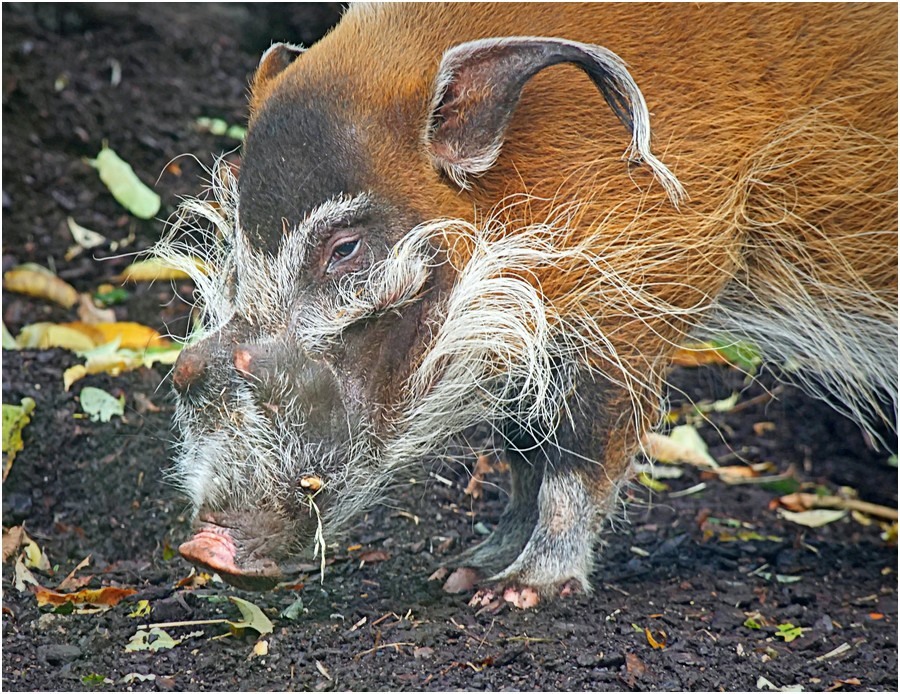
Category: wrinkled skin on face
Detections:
[{"x1": 170, "y1": 72, "x2": 451, "y2": 588}]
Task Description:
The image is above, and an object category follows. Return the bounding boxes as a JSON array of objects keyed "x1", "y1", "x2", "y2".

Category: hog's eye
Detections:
[
  {"x1": 332, "y1": 239, "x2": 359, "y2": 261},
  {"x1": 325, "y1": 234, "x2": 362, "y2": 274}
]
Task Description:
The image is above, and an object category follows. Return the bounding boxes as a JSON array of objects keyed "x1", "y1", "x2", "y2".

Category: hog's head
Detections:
[{"x1": 160, "y1": 31, "x2": 681, "y2": 589}]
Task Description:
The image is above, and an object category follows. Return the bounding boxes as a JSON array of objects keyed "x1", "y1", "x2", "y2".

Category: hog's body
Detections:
[{"x1": 162, "y1": 3, "x2": 897, "y2": 603}]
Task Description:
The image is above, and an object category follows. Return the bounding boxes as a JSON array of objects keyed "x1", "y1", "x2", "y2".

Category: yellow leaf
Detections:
[
  {"x1": 23, "y1": 537, "x2": 51, "y2": 572},
  {"x1": 128, "y1": 600, "x2": 152, "y2": 618},
  {"x1": 642, "y1": 426, "x2": 717, "y2": 468},
  {"x1": 15, "y1": 323, "x2": 97, "y2": 352},
  {"x1": 63, "y1": 322, "x2": 170, "y2": 349},
  {"x1": 3, "y1": 265, "x2": 79, "y2": 308},
  {"x1": 3, "y1": 397, "x2": 36, "y2": 480},
  {"x1": 116, "y1": 258, "x2": 203, "y2": 283}
]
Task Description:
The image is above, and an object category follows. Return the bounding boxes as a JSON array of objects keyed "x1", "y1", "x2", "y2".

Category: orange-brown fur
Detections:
[
  {"x1": 254, "y1": 2, "x2": 896, "y2": 486},
  {"x1": 168, "y1": 3, "x2": 896, "y2": 599}
]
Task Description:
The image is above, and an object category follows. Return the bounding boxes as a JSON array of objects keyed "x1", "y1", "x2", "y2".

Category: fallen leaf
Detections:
[
  {"x1": 2, "y1": 322, "x2": 17, "y2": 350},
  {"x1": 89, "y1": 145, "x2": 160, "y2": 219},
  {"x1": 3, "y1": 397, "x2": 36, "y2": 479},
  {"x1": 643, "y1": 426, "x2": 717, "y2": 468},
  {"x1": 2, "y1": 526, "x2": 26, "y2": 562},
  {"x1": 753, "y1": 421, "x2": 777, "y2": 436},
  {"x1": 15, "y1": 323, "x2": 96, "y2": 352},
  {"x1": 778, "y1": 509, "x2": 847, "y2": 528},
  {"x1": 624, "y1": 652, "x2": 647, "y2": 680},
  {"x1": 116, "y1": 257, "x2": 201, "y2": 283},
  {"x1": 315, "y1": 660, "x2": 332, "y2": 680},
  {"x1": 79, "y1": 387, "x2": 125, "y2": 423},
  {"x1": 465, "y1": 454, "x2": 495, "y2": 499},
  {"x1": 227, "y1": 596, "x2": 273, "y2": 636},
  {"x1": 174, "y1": 569, "x2": 211, "y2": 589},
  {"x1": 775, "y1": 622, "x2": 805, "y2": 642},
  {"x1": 757, "y1": 675, "x2": 804, "y2": 691},
  {"x1": 67, "y1": 217, "x2": 107, "y2": 249},
  {"x1": 34, "y1": 585, "x2": 137, "y2": 608},
  {"x1": 280, "y1": 597, "x2": 305, "y2": 621},
  {"x1": 3, "y1": 264, "x2": 78, "y2": 308},
  {"x1": 637, "y1": 471, "x2": 669, "y2": 492},
  {"x1": 121, "y1": 673, "x2": 156, "y2": 684},
  {"x1": 14, "y1": 555, "x2": 40, "y2": 592},
  {"x1": 645, "y1": 627, "x2": 667, "y2": 649},
  {"x1": 58, "y1": 555, "x2": 93, "y2": 591},
  {"x1": 63, "y1": 321, "x2": 170, "y2": 350},
  {"x1": 77, "y1": 293, "x2": 117, "y2": 324},
  {"x1": 128, "y1": 600, "x2": 152, "y2": 618},
  {"x1": 125, "y1": 628, "x2": 179, "y2": 652},
  {"x1": 632, "y1": 462, "x2": 684, "y2": 479},
  {"x1": 23, "y1": 536, "x2": 51, "y2": 572},
  {"x1": 671, "y1": 344, "x2": 731, "y2": 367}
]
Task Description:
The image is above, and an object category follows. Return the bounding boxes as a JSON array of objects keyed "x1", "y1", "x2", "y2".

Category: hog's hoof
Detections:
[{"x1": 467, "y1": 576, "x2": 585, "y2": 610}]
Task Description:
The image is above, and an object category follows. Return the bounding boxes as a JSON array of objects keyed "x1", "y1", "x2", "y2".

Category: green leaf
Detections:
[
  {"x1": 638, "y1": 471, "x2": 669, "y2": 492},
  {"x1": 93, "y1": 287, "x2": 130, "y2": 306},
  {"x1": 227, "y1": 596, "x2": 274, "y2": 635},
  {"x1": 743, "y1": 617, "x2": 762, "y2": 629},
  {"x1": 125, "y1": 627, "x2": 180, "y2": 652},
  {"x1": 128, "y1": 600, "x2": 151, "y2": 618},
  {"x1": 2, "y1": 322, "x2": 17, "y2": 350},
  {"x1": 707, "y1": 336, "x2": 762, "y2": 372},
  {"x1": 280, "y1": 597, "x2": 305, "y2": 621},
  {"x1": 79, "y1": 387, "x2": 125, "y2": 423},
  {"x1": 81, "y1": 673, "x2": 109, "y2": 686},
  {"x1": 775, "y1": 623, "x2": 804, "y2": 642},
  {"x1": 3, "y1": 398, "x2": 36, "y2": 469},
  {"x1": 89, "y1": 145, "x2": 161, "y2": 220}
]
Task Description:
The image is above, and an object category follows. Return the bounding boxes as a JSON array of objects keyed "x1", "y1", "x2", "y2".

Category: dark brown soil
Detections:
[{"x1": 2, "y1": 4, "x2": 897, "y2": 691}]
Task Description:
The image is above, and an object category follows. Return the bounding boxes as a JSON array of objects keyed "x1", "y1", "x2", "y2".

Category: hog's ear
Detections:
[
  {"x1": 249, "y1": 42, "x2": 306, "y2": 116},
  {"x1": 425, "y1": 37, "x2": 684, "y2": 204}
]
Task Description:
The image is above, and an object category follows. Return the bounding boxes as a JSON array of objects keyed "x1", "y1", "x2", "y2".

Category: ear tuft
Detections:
[
  {"x1": 425, "y1": 37, "x2": 685, "y2": 205},
  {"x1": 249, "y1": 42, "x2": 306, "y2": 116}
]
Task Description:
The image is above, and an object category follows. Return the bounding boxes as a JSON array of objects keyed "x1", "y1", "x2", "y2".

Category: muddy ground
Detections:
[{"x1": 2, "y1": 4, "x2": 897, "y2": 692}]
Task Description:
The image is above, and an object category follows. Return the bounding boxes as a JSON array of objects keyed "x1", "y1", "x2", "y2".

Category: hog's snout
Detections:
[
  {"x1": 179, "y1": 511, "x2": 289, "y2": 591},
  {"x1": 171, "y1": 330, "x2": 362, "y2": 590}
]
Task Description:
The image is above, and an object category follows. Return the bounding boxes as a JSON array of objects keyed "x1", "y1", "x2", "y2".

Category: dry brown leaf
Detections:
[
  {"x1": 714, "y1": 465, "x2": 760, "y2": 483},
  {"x1": 175, "y1": 569, "x2": 211, "y2": 589},
  {"x1": 2, "y1": 526, "x2": 26, "y2": 562},
  {"x1": 465, "y1": 454, "x2": 495, "y2": 499},
  {"x1": 3, "y1": 265, "x2": 78, "y2": 308},
  {"x1": 57, "y1": 555, "x2": 93, "y2": 592},
  {"x1": 624, "y1": 652, "x2": 647, "y2": 680},
  {"x1": 670, "y1": 345, "x2": 731, "y2": 367},
  {"x1": 34, "y1": 585, "x2": 137, "y2": 608},
  {"x1": 15, "y1": 555, "x2": 41, "y2": 592},
  {"x1": 779, "y1": 492, "x2": 898, "y2": 521},
  {"x1": 76, "y1": 293, "x2": 116, "y2": 324}
]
